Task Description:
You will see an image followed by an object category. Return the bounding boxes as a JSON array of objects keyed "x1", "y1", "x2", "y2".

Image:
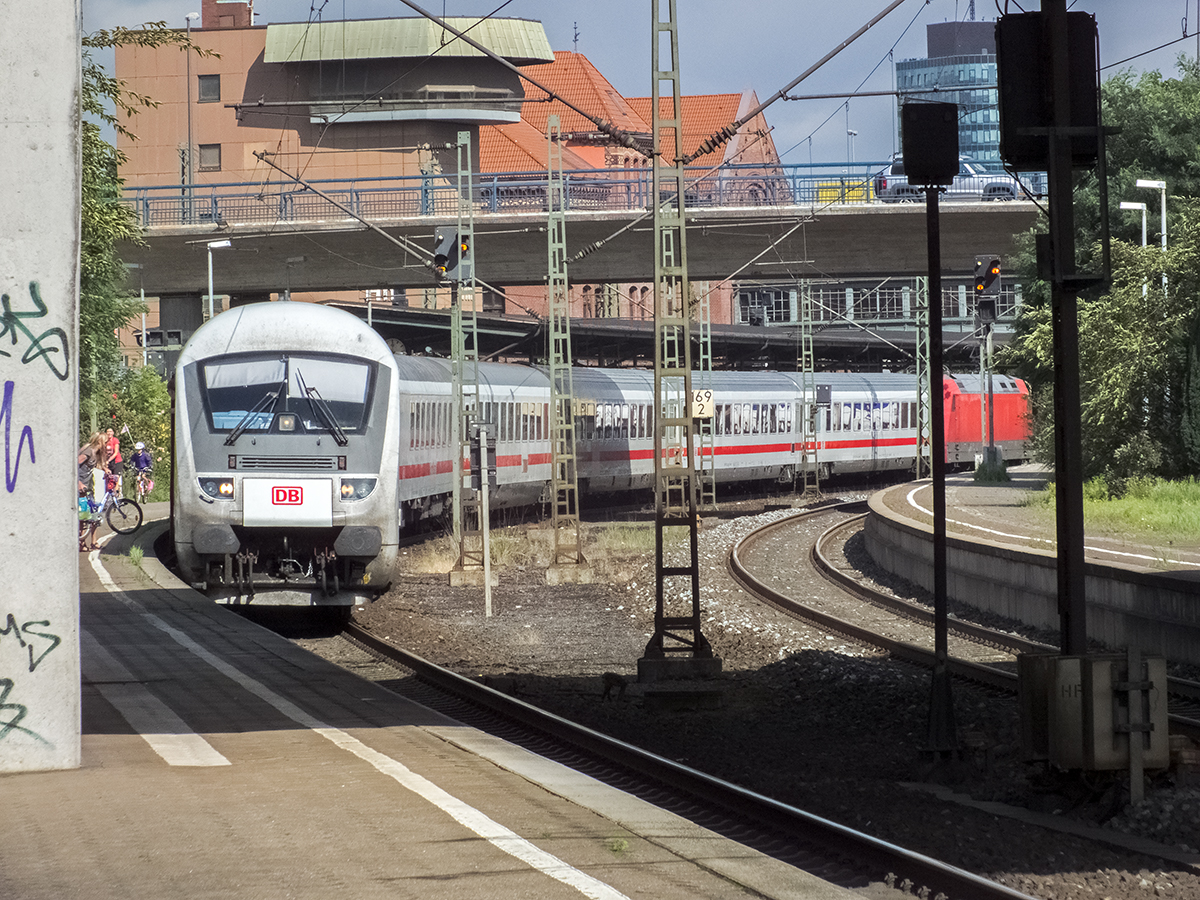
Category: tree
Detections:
[
  {"x1": 79, "y1": 24, "x2": 211, "y2": 453},
  {"x1": 999, "y1": 57, "x2": 1200, "y2": 486}
]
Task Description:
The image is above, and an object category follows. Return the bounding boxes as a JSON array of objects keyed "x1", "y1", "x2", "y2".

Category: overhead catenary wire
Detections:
[{"x1": 393, "y1": 0, "x2": 653, "y2": 156}]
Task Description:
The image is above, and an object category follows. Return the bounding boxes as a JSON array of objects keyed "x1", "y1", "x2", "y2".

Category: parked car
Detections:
[{"x1": 873, "y1": 156, "x2": 1032, "y2": 202}]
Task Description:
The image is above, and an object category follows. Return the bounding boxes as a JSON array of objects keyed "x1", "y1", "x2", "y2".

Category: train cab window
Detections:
[{"x1": 202, "y1": 353, "x2": 374, "y2": 436}]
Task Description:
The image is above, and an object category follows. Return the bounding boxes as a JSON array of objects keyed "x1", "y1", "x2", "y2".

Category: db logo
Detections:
[{"x1": 272, "y1": 486, "x2": 303, "y2": 505}]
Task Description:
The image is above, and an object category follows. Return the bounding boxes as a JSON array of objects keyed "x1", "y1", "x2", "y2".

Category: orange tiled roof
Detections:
[
  {"x1": 519, "y1": 51, "x2": 651, "y2": 137},
  {"x1": 480, "y1": 120, "x2": 594, "y2": 172},
  {"x1": 628, "y1": 93, "x2": 751, "y2": 167}
]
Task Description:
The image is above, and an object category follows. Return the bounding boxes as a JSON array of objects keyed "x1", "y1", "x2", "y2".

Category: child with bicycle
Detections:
[{"x1": 131, "y1": 442, "x2": 154, "y2": 501}]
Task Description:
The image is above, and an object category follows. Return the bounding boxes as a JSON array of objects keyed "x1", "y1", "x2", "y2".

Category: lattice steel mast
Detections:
[
  {"x1": 796, "y1": 280, "x2": 820, "y2": 496},
  {"x1": 449, "y1": 131, "x2": 490, "y2": 605},
  {"x1": 641, "y1": 0, "x2": 715, "y2": 674},
  {"x1": 546, "y1": 116, "x2": 584, "y2": 569},
  {"x1": 914, "y1": 277, "x2": 933, "y2": 479}
]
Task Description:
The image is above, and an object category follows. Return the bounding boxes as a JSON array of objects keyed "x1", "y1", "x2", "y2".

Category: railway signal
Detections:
[
  {"x1": 973, "y1": 255, "x2": 1001, "y2": 298},
  {"x1": 432, "y1": 229, "x2": 459, "y2": 282}
]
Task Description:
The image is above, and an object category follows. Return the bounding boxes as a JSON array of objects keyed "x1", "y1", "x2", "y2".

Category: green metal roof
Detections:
[{"x1": 264, "y1": 17, "x2": 554, "y2": 66}]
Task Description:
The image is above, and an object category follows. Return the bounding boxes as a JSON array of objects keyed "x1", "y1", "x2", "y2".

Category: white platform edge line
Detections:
[{"x1": 86, "y1": 552, "x2": 630, "y2": 900}]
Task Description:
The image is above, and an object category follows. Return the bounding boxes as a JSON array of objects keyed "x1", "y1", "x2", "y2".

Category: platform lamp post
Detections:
[
  {"x1": 184, "y1": 12, "x2": 199, "y2": 223},
  {"x1": 1119, "y1": 201, "x2": 1148, "y2": 297},
  {"x1": 1135, "y1": 178, "x2": 1167, "y2": 295},
  {"x1": 206, "y1": 239, "x2": 231, "y2": 320}
]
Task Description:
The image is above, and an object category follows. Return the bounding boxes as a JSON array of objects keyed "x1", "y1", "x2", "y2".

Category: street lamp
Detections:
[
  {"x1": 1119, "y1": 201, "x2": 1148, "y2": 297},
  {"x1": 847, "y1": 129, "x2": 858, "y2": 164},
  {"x1": 207, "y1": 239, "x2": 231, "y2": 320},
  {"x1": 185, "y1": 12, "x2": 199, "y2": 223},
  {"x1": 1135, "y1": 178, "x2": 1167, "y2": 294}
]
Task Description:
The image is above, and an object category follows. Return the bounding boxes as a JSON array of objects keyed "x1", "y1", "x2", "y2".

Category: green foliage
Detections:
[
  {"x1": 79, "y1": 24, "x2": 210, "y2": 446},
  {"x1": 972, "y1": 458, "x2": 1009, "y2": 483},
  {"x1": 999, "y1": 57, "x2": 1200, "y2": 482},
  {"x1": 1022, "y1": 476, "x2": 1200, "y2": 541}
]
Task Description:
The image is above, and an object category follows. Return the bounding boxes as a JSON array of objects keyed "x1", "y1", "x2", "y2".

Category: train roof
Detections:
[
  {"x1": 177, "y1": 302, "x2": 396, "y2": 369},
  {"x1": 388, "y1": 358, "x2": 1025, "y2": 398}
]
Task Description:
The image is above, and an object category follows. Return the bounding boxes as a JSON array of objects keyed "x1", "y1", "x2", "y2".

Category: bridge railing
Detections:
[{"x1": 120, "y1": 161, "x2": 909, "y2": 229}]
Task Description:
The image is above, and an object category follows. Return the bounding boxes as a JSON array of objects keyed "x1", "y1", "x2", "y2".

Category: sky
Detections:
[{"x1": 83, "y1": 0, "x2": 1200, "y2": 166}]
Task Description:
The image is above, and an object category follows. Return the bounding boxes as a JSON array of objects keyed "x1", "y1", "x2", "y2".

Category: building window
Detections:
[
  {"x1": 198, "y1": 144, "x2": 221, "y2": 171},
  {"x1": 738, "y1": 288, "x2": 791, "y2": 325},
  {"x1": 198, "y1": 74, "x2": 221, "y2": 103}
]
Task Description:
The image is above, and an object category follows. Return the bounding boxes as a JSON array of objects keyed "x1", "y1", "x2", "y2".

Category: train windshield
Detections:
[{"x1": 201, "y1": 353, "x2": 374, "y2": 438}]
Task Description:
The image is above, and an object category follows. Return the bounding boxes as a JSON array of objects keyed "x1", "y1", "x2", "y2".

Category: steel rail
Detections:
[
  {"x1": 728, "y1": 502, "x2": 1019, "y2": 692},
  {"x1": 733, "y1": 506, "x2": 1200, "y2": 737},
  {"x1": 343, "y1": 618, "x2": 1036, "y2": 900}
]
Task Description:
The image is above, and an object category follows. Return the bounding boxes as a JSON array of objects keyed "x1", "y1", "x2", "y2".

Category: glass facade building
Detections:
[{"x1": 895, "y1": 22, "x2": 1001, "y2": 167}]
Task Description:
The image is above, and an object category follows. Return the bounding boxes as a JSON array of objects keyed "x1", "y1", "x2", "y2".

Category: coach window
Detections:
[
  {"x1": 619, "y1": 404, "x2": 629, "y2": 439},
  {"x1": 871, "y1": 404, "x2": 882, "y2": 431}
]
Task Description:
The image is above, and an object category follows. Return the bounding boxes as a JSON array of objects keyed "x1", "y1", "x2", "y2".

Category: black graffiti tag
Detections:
[
  {"x1": 0, "y1": 614, "x2": 61, "y2": 672},
  {"x1": 0, "y1": 282, "x2": 70, "y2": 380},
  {"x1": 0, "y1": 677, "x2": 49, "y2": 746}
]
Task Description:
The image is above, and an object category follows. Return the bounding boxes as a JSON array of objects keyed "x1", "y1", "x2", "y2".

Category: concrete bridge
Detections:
[{"x1": 119, "y1": 166, "x2": 1042, "y2": 296}]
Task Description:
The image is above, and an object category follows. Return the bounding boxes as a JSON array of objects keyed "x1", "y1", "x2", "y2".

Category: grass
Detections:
[
  {"x1": 972, "y1": 458, "x2": 1010, "y2": 483},
  {"x1": 128, "y1": 545, "x2": 144, "y2": 569},
  {"x1": 1021, "y1": 476, "x2": 1200, "y2": 542}
]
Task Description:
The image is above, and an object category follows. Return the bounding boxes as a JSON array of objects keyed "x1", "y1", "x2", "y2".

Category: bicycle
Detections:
[
  {"x1": 133, "y1": 468, "x2": 154, "y2": 504},
  {"x1": 99, "y1": 482, "x2": 143, "y2": 534}
]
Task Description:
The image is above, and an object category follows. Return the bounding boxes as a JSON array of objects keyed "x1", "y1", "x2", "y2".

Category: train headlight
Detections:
[
  {"x1": 277, "y1": 413, "x2": 297, "y2": 432},
  {"x1": 201, "y1": 478, "x2": 235, "y2": 499},
  {"x1": 339, "y1": 477, "x2": 376, "y2": 501}
]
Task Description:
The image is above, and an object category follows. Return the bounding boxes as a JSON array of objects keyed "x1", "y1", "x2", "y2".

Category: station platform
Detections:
[
  {"x1": 2, "y1": 516, "x2": 852, "y2": 900},
  {"x1": 876, "y1": 464, "x2": 1200, "y2": 573}
]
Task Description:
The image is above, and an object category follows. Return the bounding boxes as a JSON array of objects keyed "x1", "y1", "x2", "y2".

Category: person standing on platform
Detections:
[{"x1": 104, "y1": 426, "x2": 124, "y2": 494}]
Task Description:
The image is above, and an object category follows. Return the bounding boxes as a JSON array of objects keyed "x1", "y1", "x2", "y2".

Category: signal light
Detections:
[
  {"x1": 973, "y1": 255, "x2": 1002, "y2": 298},
  {"x1": 432, "y1": 229, "x2": 459, "y2": 283}
]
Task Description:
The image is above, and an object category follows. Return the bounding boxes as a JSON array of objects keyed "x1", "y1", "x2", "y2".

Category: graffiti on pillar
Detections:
[
  {"x1": 0, "y1": 615, "x2": 61, "y2": 746},
  {"x1": 0, "y1": 380, "x2": 34, "y2": 492},
  {"x1": 0, "y1": 678, "x2": 50, "y2": 746},
  {"x1": 1, "y1": 615, "x2": 62, "y2": 672},
  {"x1": 0, "y1": 282, "x2": 70, "y2": 380}
]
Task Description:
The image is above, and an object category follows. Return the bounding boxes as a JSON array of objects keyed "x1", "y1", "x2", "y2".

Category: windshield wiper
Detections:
[
  {"x1": 224, "y1": 379, "x2": 286, "y2": 446},
  {"x1": 295, "y1": 368, "x2": 348, "y2": 446}
]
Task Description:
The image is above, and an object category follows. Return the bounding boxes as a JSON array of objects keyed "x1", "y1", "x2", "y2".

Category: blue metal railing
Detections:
[{"x1": 121, "y1": 162, "x2": 902, "y2": 229}]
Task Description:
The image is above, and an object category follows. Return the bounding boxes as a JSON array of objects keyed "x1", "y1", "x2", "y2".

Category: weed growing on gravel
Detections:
[
  {"x1": 972, "y1": 458, "x2": 1009, "y2": 483},
  {"x1": 128, "y1": 545, "x2": 144, "y2": 568}
]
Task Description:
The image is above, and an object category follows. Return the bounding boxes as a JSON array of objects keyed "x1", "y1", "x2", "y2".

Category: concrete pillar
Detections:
[{"x1": 0, "y1": 0, "x2": 81, "y2": 771}]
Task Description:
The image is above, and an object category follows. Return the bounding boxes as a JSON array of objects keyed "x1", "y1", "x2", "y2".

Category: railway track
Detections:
[
  {"x1": 340, "y1": 618, "x2": 1038, "y2": 900},
  {"x1": 729, "y1": 504, "x2": 1200, "y2": 739}
]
